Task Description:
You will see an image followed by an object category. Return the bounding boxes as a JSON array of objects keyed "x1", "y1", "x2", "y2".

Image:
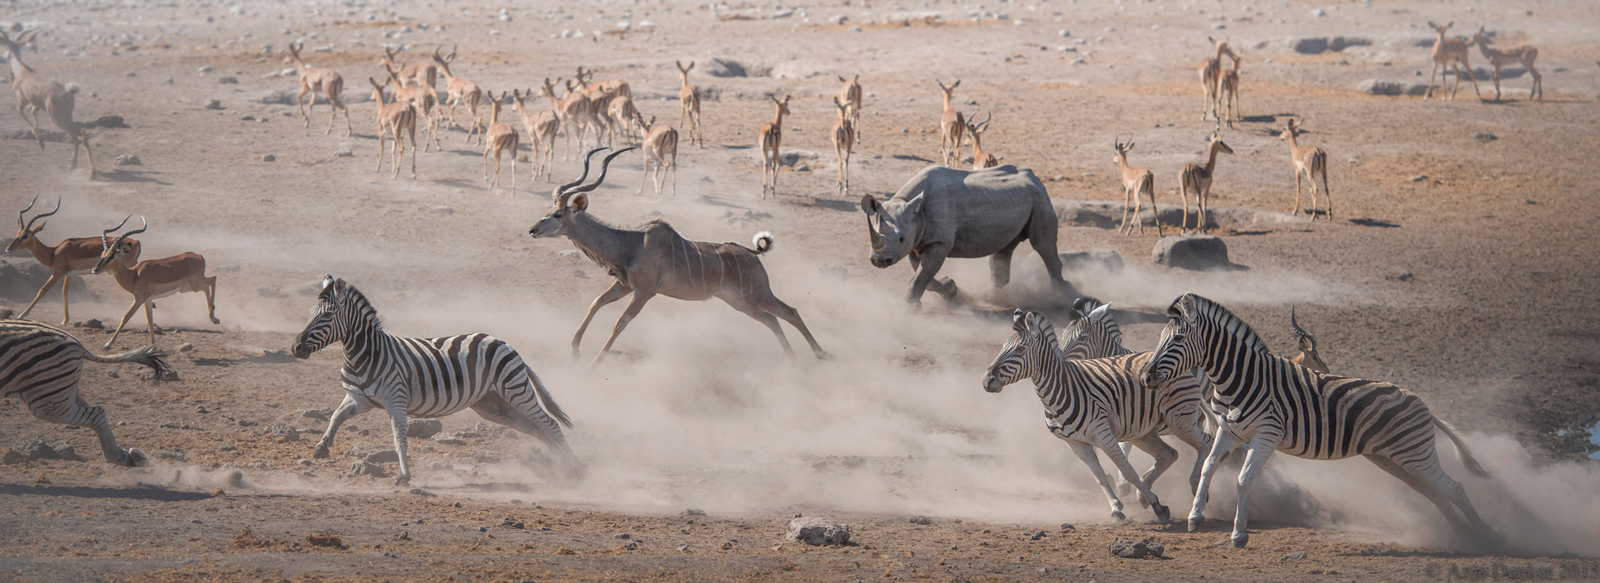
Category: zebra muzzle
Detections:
[{"x1": 982, "y1": 373, "x2": 1005, "y2": 393}]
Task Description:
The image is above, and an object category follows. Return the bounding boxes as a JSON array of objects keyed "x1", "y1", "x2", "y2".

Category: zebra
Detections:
[
  {"x1": 982, "y1": 309, "x2": 1173, "y2": 523},
  {"x1": 1144, "y1": 293, "x2": 1497, "y2": 548},
  {"x1": 1059, "y1": 298, "x2": 1215, "y2": 496},
  {"x1": 1, "y1": 320, "x2": 171, "y2": 466},
  {"x1": 291, "y1": 275, "x2": 577, "y2": 485}
]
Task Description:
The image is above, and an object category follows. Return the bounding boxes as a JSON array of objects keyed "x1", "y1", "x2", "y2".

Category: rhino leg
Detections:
[
  {"x1": 990, "y1": 239, "x2": 1022, "y2": 289},
  {"x1": 906, "y1": 244, "x2": 952, "y2": 308}
]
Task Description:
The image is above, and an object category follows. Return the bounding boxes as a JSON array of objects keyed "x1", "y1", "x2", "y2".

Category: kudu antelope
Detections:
[
  {"x1": 831, "y1": 97, "x2": 856, "y2": 195},
  {"x1": 512, "y1": 89, "x2": 560, "y2": 181},
  {"x1": 1198, "y1": 37, "x2": 1237, "y2": 122},
  {"x1": 1218, "y1": 55, "x2": 1243, "y2": 128},
  {"x1": 759, "y1": 95, "x2": 792, "y2": 198},
  {"x1": 965, "y1": 111, "x2": 999, "y2": 170},
  {"x1": 540, "y1": 77, "x2": 590, "y2": 160},
  {"x1": 1423, "y1": 21, "x2": 1482, "y2": 102},
  {"x1": 367, "y1": 77, "x2": 417, "y2": 180},
  {"x1": 1177, "y1": 132, "x2": 1234, "y2": 233},
  {"x1": 529, "y1": 148, "x2": 831, "y2": 367},
  {"x1": 936, "y1": 80, "x2": 965, "y2": 167},
  {"x1": 379, "y1": 46, "x2": 438, "y2": 92},
  {"x1": 1471, "y1": 27, "x2": 1542, "y2": 101},
  {"x1": 7, "y1": 197, "x2": 130, "y2": 325},
  {"x1": 2, "y1": 29, "x2": 97, "y2": 176},
  {"x1": 286, "y1": 42, "x2": 352, "y2": 136},
  {"x1": 636, "y1": 114, "x2": 679, "y2": 196},
  {"x1": 1113, "y1": 138, "x2": 1162, "y2": 236},
  {"x1": 676, "y1": 61, "x2": 703, "y2": 148},
  {"x1": 482, "y1": 91, "x2": 519, "y2": 192},
  {"x1": 838, "y1": 74, "x2": 863, "y2": 145},
  {"x1": 1289, "y1": 308, "x2": 1329, "y2": 373},
  {"x1": 382, "y1": 64, "x2": 443, "y2": 151},
  {"x1": 91, "y1": 217, "x2": 220, "y2": 350},
  {"x1": 432, "y1": 45, "x2": 484, "y2": 144},
  {"x1": 1280, "y1": 119, "x2": 1331, "y2": 220}
]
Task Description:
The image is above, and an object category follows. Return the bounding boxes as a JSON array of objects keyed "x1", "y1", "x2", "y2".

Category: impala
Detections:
[
  {"x1": 1197, "y1": 37, "x2": 1237, "y2": 122},
  {"x1": 287, "y1": 42, "x2": 351, "y2": 136},
  {"x1": 91, "y1": 217, "x2": 220, "y2": 350},
  {"x1": 540, "y1": 77, "x2": 590, "y2": 160},
  {"x1": 1113, "y1": 138, "x2": 1162, "y2": 236},
  {"x1": 379, "y1": 46, "x2": 438, "y2": 92},
  {"x1": 965, "y1": 111, "x2": 999, "y2": 170},
  {"x1": 676, "y1": 61, "x2": 703, "y2": 148},
  {"x1": 831, "y1": 97, "x2": 856, "y2": 195},
  {"x1": 1423, "y1": 21, "x2": 1482, "y2": 102},
  {"x1": 6, "y1": 197, "x2": 130, "y2": 325},
  {"x1": 433, "y1": 45, "x2": 484, "y2": 144},
  {"x1": 1280, "y1": 119, "x2": 1331, "y2": 220},
  {"x1": 3, "y1": 28, "x2": 97, "y2": 176},
  {"x1": 635, "y1": 113, "x2": 679, "y2": 195},
  {"x1": 512, "y1": 89, "x2": 560, "y2": 181},
  {"x1": 482, "y1": 91, "x2": 520, "y2": 192},
  {"x1": 936, "y1": 80, "x2": 965, "y2": 167},
  {"x1": 367, "y1": 77, "x2": 417, "y2": 180},
  {"x1": 1471, "y1": 27, "x2": 1542, "y2": 101},
  {"x1": 838, "y1": 74, "x2": 863, "y2": 145},
  {"x1": 1177, "y1": 132, "x2": 1234, "y2": 233},
  {"x1": 382, "y1": 64, "x2": 442, "y2": 151},
  {"x1": 758, "y1": 95, "x2": 791, "y2": 198}
]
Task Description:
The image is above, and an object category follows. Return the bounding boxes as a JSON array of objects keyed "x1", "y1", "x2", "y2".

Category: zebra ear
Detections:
[
  {"x1": 1011, "y1": 309, "x2": 1027, "y2": 331},
  {"x1": 1088, "y1": 302, "x2": 1111, "y2": 320}
]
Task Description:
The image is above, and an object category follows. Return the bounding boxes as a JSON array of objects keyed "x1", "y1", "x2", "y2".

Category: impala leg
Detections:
[
  {"x1": 1179, "y1": 181, "x2": 1192, "y2": 234},
  {"x1": 638, "y1": 153, "x2": 650, "y2": 195},
  {"x1": 297, "y1": 85, "x2": 312, "y2": 127},
  {"x1": 1423, "y1": 62, "x2": 1440, "y2": 101},
  {"x1": 144, "y1": 300, "x2": 157, "y2": 347},
  {"x1": 204, "y1": 276, "x2": 219, "y2": 324},
  {"x1": 1492, "y1": 69, "x2": 1503, "y2": 101},
  {"x1": 18, "y1": 272, "x2": 64, "y2": 321},
  {"x1": 1290, "y1": 170, "x2": 1304, "y2": 216},
  {"x1": 407, "y1": 123, "x2": 417, "y2": 179},
  {"x1": 1146, "y1": 184, "x2": 1162, "y2": 237},
  {"x1": 1463, "y1": 60, "x2": 1483, "y2": 101},
  {"x1": 1117, "y1": 186, "x2": 1133, "y2": 234},
  {"x1": 104, "y1": 298, "x2": 144, "y2": 350},
  {"x1": 58, "y1": 275, "x2": 72, "y2": 325},
  {"x1": 1321, "y1": 170, "x2": 1333, "y2": 221},
  {"x1": 591, "y1": 291, "x2": 656, "y2": 367},
  {"x1": 376, "y1": 124, "x2": 387, "y2": 173},
  {"x1": 668, "y1": 149, "x2": 678, "y2": 196}
]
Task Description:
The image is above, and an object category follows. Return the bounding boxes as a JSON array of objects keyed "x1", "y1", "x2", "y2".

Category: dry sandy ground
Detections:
[{"x1": 3, "y1": 0, "x2": 1600, "y2": 580}]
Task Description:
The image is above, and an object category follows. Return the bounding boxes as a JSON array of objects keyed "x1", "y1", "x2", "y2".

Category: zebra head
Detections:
[
  {"x1": 293, "y1": 275, "x2": 347, "y2": 359},
  {"x1": 1145, "y1": 294, "x2": 1205, "y2": 388},
  {"x1": 1060, "y1": 298, "x2": 1120, "y2": 360},
  {"x1": 983, "y1": 309, "x2": 1056, "y2": 393}
]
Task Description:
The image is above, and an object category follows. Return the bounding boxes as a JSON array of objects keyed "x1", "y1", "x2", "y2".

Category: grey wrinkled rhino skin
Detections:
[{"x1": 861, "y1": 165, "x2": 1074, "y2": 306}]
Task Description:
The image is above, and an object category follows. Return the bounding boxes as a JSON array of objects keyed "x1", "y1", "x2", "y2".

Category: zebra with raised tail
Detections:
[
  {"x1": 1, "y1": 320, "x2": 171, "y2": 466},
  {"x1": 291, "y1": 276, "x2": 577, "y2": 485},
  {"x1": 983, "y1": 309, "x2": 1172, "y2": 523},
  {"x1": 1144, "y1": 293, "x2": 1496, "y2": 548}
]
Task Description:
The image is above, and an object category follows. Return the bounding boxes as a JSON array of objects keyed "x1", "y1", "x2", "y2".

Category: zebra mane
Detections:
[
  {"x1": 1181, "y1": 294, "x2": 1269, "y2": 355},
  {"x1": 1018, "y1": 310, "x2": 1065, "y2": 358},
  {"x1": 333, "y1": 279, "x2": 385, "y2": 333}
]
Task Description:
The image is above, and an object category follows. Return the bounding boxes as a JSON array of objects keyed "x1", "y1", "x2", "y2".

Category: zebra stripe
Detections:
[
  {"x1": 1145, "y1": 293, "x2": 1496, "y2": 547},
  {"x1": 292, "y1": 276, "x2": 576, "y2": 485},
  {"x1": 982, "y1": 309, "x2": 1172, "y2": 523},
  {"x1": 1, "y1": 320, "x2": 169, "y2": 466}
]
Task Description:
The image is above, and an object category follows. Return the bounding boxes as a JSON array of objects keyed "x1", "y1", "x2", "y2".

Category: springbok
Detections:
[
  {"x1": 1177, "y1": 132, "x2": 1234, "y2": 233},
  {"x1": 1289, "y1": 308, "x2": 1329, "y2": 373},
  {"x1": 1218, "y1": 55, "x2": 1243, "y2": 128},
  {"x1": 482, "y1": 91, "x2": 519, "y2": 192},
  {"x1": 838, "y1": 74, "x2": 863, "y2": 145},
  {"x1": 758, "y1": 95, "x2": 791, "y2": 198},
  {"x1": 1423, "y1": 21, "x2": 1482, "y2": 102},
  {"x1": 965, "y1": 111, "x2": 999, "y2": 170},
  {"x1": 286, "y1": 42, "x2": 351, "y2": 136},
  {"x1": 1198, "y1": 37, "x2": 1237, "y2": 122},
  {"x1": 91, "y1": 217, "x2": 220, "y2": 350},
  {"x1": 6, "y1": 197, "x2": 131, "y2": 325},
  {"x1": 936, "y1": 80, "x2": 965, "y2": 166},
  {"x1": 367, "y1": 77, "x2": 417, "y2": 180},
  {"x1": 382, "y1": 64, "x2": 442, "y2": 151},
  {"x1": 379, "y1": 46, "x2": 438, "y2": 92},
  {"x1": 432, "y1": 45, "x2": 484, "y2": 144},
  {"x1": 676, "y1": 61, "x2": 703, "y2": 148},
  {"x1": 830, "y1": 97, "x2": 856, "y2": 195},
  {"x1": 530, "y1": 148, "x2": 831, "y2": 367},
  {"x1": 1280, "y1": 119, "x2": 1331, "y2": 220},
  {"x1": 2, "y1": 29, "x2": 96, "y2": 177},
  {"x1": 1471, "y1": 27, "x2": 1542, "y2": 101},
  {"x1": 1112, "y1": 138, "x2": 1162, "y2": 236},
  {"x1": 540, "y1": 77, "x2": 590, "y2": 160},
  {"x1": 635, "y1": 113, "x2": 679, "y2": 196},
  {"x1": 512, "y1": 89, "x2": 560, "y2": 181}
]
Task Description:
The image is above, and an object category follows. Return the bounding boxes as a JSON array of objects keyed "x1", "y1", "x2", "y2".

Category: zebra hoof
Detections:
[
  {"x1": 395, "y1": 475, "x2": 411, "y2": 487},
  {"x1": 1153, "y1": 504, "x2": 1171, "y2": 523},
  {"x1": 1187, "y1": 517, "x2": 1203, "y2": 532},
  {"x1": 1110, "y1": 511, "x2": 1127, "y2": 524},
  {"x1": 1231, "y1": 532, "x2": 1249, "y2": 548},
  {"x1": 312, "y1": 445, "x2": 330, "y2": 459},
  {"x1": 124, "y1": 449, "x2": 148, "y2": 467}
]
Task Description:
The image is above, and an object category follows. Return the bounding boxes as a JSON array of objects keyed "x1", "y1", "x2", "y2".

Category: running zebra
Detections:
[
  {"x1": 1059, "y1": 298, "x2": 1215, "y2": 496},
  {"x1": 291, "y1": 276, "x2": 577, "y2": 485},
  {"x1": 982, "y1": 309, "x2": 1173, "y2": 523},
  {"x1": 1144, "y1": 294, "x2": 1496, "y2": 547},
  {"x1": 1, "y1": 320, "x2": 170, "y2": 466}
]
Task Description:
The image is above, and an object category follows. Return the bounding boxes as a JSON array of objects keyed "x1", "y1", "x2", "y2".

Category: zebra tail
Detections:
[
  {"x1": 82, "y1": 345, "x2": 173, "y2": 383},
  {"x1": 527, "y1": 369, "x2": 573, "y2": 429},
  {"x1": 1433, "y1": 417, "x2": 1490, "y2": 478}
]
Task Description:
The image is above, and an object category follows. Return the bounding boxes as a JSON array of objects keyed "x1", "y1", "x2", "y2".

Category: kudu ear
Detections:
[
  {"x1": 860, "y1": 195, "x2": 879, "y2": 216},
  {"x1": 569, "y1": 193, "x2": 589, "y2": 212}
]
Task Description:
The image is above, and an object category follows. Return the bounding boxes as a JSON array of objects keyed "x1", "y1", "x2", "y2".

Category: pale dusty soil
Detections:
[{"x1": 3, "y1": 0, "x2": 1600, "y2": 581}]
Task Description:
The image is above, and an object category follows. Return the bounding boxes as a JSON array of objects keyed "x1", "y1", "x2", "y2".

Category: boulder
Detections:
[
  {"x1": 1059, "y1": 249, "x2": 1124, "y2": 273},
  {"x1": 702, "y1": 58, "x2": 753, "y2": 78},
  {"x1": 0, "y1": 257, "x2": 96, "y2": 304},
  {"x1": 365, "y1": 449, "x2": 399, "y2": 464},
  {"x1": 16, "y1": 439, "x2": 83, "y2": 461},
  {"x1": 1152, "y1": 234, "x2": 1243, "y2": 271},
  {"x1": 1356, "y1": 79, "x2": 1405, "y2": 96},
  {"x1": 786, "y1": 517, "x2": 850, "y2": 546},
  {"x1": 1108, "y1": 537, "x2": 1164, "y2": 559},
  {"x1": 347, "y1": 461, "x2": 389, "y2": 478},
  {"x1": 406, "y1": 419, "x2": 443, "y2": 439},
  {"x1": 1291, "y1": 37, "x2": 1328, "y2": 55}
]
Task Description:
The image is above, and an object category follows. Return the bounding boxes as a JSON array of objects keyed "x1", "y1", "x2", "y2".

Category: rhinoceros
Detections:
[{"x1": 861, "y1": 165, "x2": 1075, "y2": 307}]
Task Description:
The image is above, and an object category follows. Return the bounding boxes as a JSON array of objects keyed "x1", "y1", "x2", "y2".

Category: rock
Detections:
[
  {"x1": 305, "y1": 533, "x2": 343, "y2": 548},
  {"x1": 1152, "y1": 235, "x2": 1243, "y2": 271},
  {"x1": 1473, "y1": 131, "x2": 1497, "y2": 141},
  {"x1": 1108, "y1": 537, "x2": 1164, "y2": 559},
  {"x1": 909, "y1": 516, "x2": 933, "y2": 525},
  {"x1": 1405, "y1": 83, "x2": 1431, "y2": 96},
  {"x1": 1281, "y1": 551, "x2": 1307, "y2": 562},
  {"x1": 17, "y1": 439, "x2": 84, "y2": 462},
  {"x1": 2, "y1": 449, "x2": 28, "y2": 465},
  {"x1": 1292, "y1": 37, "x2": 1329, "y2": 54},
  {"x1": 683, "y1": 508, "x2": 706, "y2": 516},
  {"x1": 260, "y1": 154, "x2": 275, "y2": 162},
  {"x1": 500, "y1": 517, "x2": 525, "y2": 529},
  {"x1": 1, "y1": 258, "x2": 96, "y2": 305},
  {"x1": 139, "y1": 367, "x2": 180, "y2": 382},
  {"x1": 334, "y1": 147, "x2": 354, "y2": 158},
  {"x1": 1029, "y1": 530, "x2": 1047, "y2": 540},
  {"x1": 1310, "y1": 8, "x2": 1326, "y2": 17},
  {"x1": 434, "y1": 437, "x2": 467, "y2": 446},
  {"x1": 406, "y1": 419, "x2": 443, "y2": 439},
  {"x1": 348, "y1": 461, "x2": 389, "y2": 478},
  {"x1": 1059, "y1": 523, "x2": 1076, "y2": 532},
  {"x1": 1356, "y1": 79, "x2": 1405, "y2": 96},
  {"x1": 176, "y1": 343, "x2": 194, "y2": 353},
  {"x1": 785, "y1": 517, "x2": 850, "y2": 546},
  {"x1": 114, "y1": 154, "x2": 141, "y2": 166},
  {"x1": 614, "y1": 533, "x2": 631, "y2": 539},
  {"x1": 1409, "y1": 175, "x2": 1427, "y2": 182},
  {"x1": 268, "y1": 423, "x2": 300, "y2": 442},
  {"x1": 219, "y1": 76, "x2": 238, "y2": 85},
  {"x1": 1329, "y1": 37, "x2": 1371, "y2": 51},
  {"x1": 0, "y1": 308, "x2": 13, "y2": 319},
  {"x1": 1059, "y1": 249, "x2": 1124, "y2": 273},
  {"x1": 77, "y1": 319, "x2": 104, "y2": 329},
  {"x1": 205, "y1": 99, "x2": 223, "y2": 110},
  {"x1": 198, "y1": 65, "x2": 214, "y2": 73},
  {"x1": 365, "y1": 450, "x2": 399, "y2": 464},
  {"x1": 701, "y1": 58, "x2": 768, "y2": 78}
]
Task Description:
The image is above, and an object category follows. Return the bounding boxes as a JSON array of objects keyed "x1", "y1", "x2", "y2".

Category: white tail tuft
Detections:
[
  {"x1": 752, "y1": 231, "x2": 775, "y2": 254},
  {"x1": 64, "y1": 83, "x2": 80, "y2": 94}
]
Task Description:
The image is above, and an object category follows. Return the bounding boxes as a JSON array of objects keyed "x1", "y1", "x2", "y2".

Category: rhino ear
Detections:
[
  {"x1": 904, "y1": 191, "x2": 926, "y2": 215},
  {"x1": 860, "y1": 194, "x2": 879, "y2": 216}
]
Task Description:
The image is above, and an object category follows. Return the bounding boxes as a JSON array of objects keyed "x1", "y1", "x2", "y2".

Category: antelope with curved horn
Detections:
[
  {"x1": 1289, "y1": 308, "x2": 1329, "y2": 373},
  {"x1": 286, "y1": 42, "x2": 352, "y2": 136},
  {"x1": 838, "y1": 74, "x2": 863, "y2": 145},
  {"x1": 432, "y1": 44, "x2": 485, "y2": 144},
  {"x1": 636, "y1": 113, "x2": 678, "y2": 196},
  {"x1": 379, "y1": 46, "x2": 438, "y2": 92},
  {"x1": 367, "y1": 77, "x2": 417, "y2": 180},
  {"x1": 2, "y1": 28, "x2": 97, "y2": 176},
  {"x1": 831, "y1": 97, "x2": 856, "y2": 195},
  {"x1": 1471, "y1": 27, "x2": 1541, "y2": 101},
  {"x1": 6, "y1": 197, "x2": 130, "y2": 325},
  {"x1": 482, "y1": 91, "x2": 519, "y2": 192},
  {"x1": 1198, "y1": 37, "x2": 1237, "y2": 122},
  {"x1": 540, "y1": 77, "x2": 590, "y2": 160},
  {"x1": 607, "y1": 92, "x2": 642, "y2": 145},
  {"x1": 381, "y1": 64, "x2": 443, "y2": 151},
  {"x1": 965, "y1": 111, "x2": 998, "y2": 170},
  {"x1": 1423, "y1": 21, "x2": 1482, "y2": 102},
  {"x1": 1218, "y1": 54, "x2": 1243, "y2": 128},
  {"x1": 573, "y1": 68, "x2": 614, "y2": 146},
  {"x1": 676, "y1": 61, "x2": 703, "y2": 148},
  {"x1": 759, "y1": 95, "x2": 791, "y2": 198},
  {"x1": 936, "y1": 80, "x2": 965, "y2": 166},
  {"x1": 1280, "y1": 119, "x2": 1331, "y2": 220},
  {"x1": 529, "y1": 148, "x2": 831, "y2": 367},
  {"x1": 91, "y1": 217, "x2": 220, "y2": 350},
  {"x1": 1113, "y1": 137, "x2": 1162, "y2": 236},
  {"x1": 512, "y1": 88, "x2": 560, "y2": 181},
  {"x1": 1177, "y1": 132, "x2": 1234, "y2": 233}
]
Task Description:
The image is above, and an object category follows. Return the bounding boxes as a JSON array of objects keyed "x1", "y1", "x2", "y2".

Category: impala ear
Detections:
[{"x1": 569, "y1": 193, "x2": 589, "y2": 212}]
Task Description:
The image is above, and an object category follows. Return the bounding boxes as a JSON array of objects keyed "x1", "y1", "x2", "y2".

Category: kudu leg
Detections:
[
  {"x1": 721, "y1": 296, "x2": 793, "y2": 357},
  {"x1": 571, "y1": 282, "x2": 632, "y2": 361},
  {"x1": 761, "y1": 299, "x2": 830, "y2": 360},
  {"x1": 591, "y1": 291, "x2": 656, "y2": 367}
]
